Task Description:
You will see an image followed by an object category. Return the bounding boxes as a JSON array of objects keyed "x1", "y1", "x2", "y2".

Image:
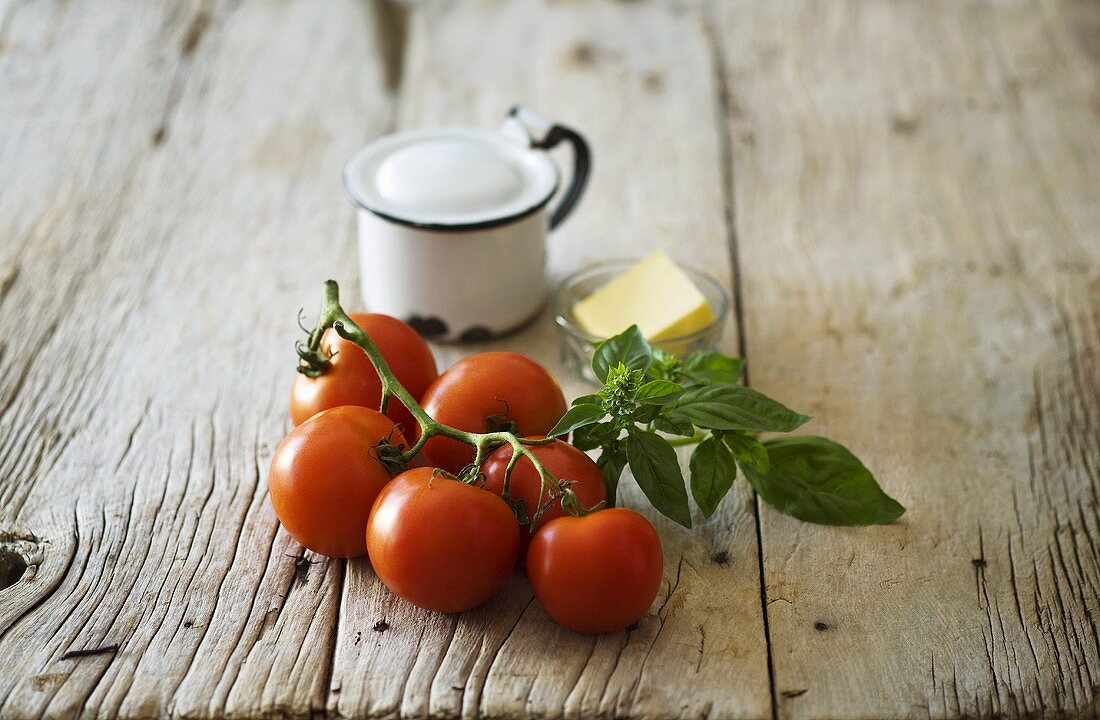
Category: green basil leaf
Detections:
[
  {"x1": 625, "y1": 429, "x2": 692, "y2": 528},
  {"x1": 689, "y1": 437, "x2": 737, "y2": 517},
  {"x1": 571, "y1": 394, "x2": 602, "y2": 407},
  {"x1": 571, "y1": 421, "x2": 620, "y2": 451},
  {"x1": 635, "y1": 379, "x2": 685, "y2": 405},
  {"x1": 666, "y1": 385, "x2": 811, "y2": 432},
  {"x1": 592, "y1": 325, "x2": 653, "y2": 382},
  {"x1": 547, "y1": 404, "x2": 605, "y2": 438},
  {"x1": 596, "y1": 445, "x2": 628, "y2": 501},
  {"x1": 633, "y1": 404, "x2": 661, "y2": 423},
  {"x1": 646, "y1": 347, "x2": 682, "y2": 382},
  {"x1": 682, "y1": 351, "x2": 745, "y2": 385},
  {"x1": 742, "y1": 436, "x2": 904, "y2": 526},
  {"x1": 653, "y1": 416, "x2": 696, "y2": 437},
  {"x1": 720, "y1": 431, "x2": 770, "y2": 474}
]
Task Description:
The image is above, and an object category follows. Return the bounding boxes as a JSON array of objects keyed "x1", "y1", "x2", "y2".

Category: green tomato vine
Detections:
[{"x1": 297, "y1": 280, "x2": 578, "y2": 526}]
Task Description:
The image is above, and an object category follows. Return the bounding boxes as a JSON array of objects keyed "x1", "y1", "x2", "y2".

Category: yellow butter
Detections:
[{"x1": 572, "y1": 251, "x2": 716, "y2": 342}]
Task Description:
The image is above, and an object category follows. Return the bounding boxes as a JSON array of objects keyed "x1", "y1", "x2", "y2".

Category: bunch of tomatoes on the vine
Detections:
[
  {"x1": 269, "y1": 286, "x2": 663, "y2": 633},
  {"x1": 271, "y1": 279, "x2": 906, "y2": 632}
]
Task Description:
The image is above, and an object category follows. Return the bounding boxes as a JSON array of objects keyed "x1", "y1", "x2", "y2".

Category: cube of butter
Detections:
[{"x1": 572, "y1": 251, "x2": 716, "y2": 341}]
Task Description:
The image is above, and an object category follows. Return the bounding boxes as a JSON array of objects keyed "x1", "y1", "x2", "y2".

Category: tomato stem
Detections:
[
  {"x1": 305, "y1": 281, "x2": 571, "y2": 521},
  {"x1": 666, "y1": 432, "x2": 706, "y2": 448}
]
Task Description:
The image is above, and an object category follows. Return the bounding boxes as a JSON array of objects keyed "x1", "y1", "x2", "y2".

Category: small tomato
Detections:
[
  {"x1": 481, "y1": 437, "x2": 608, "y2": 545},
  {"x1": 290, "y1": 312, "x2": 437, "y2": 432},
  {"x1": 526, "y1": 508, "x2": 664, "y2": 633},
  {"x1": 269, "y1": 406, "x2": 405, "y2": 558},
  {"x1": 417, "y1": 352, "x2": 566, "y2": 474},
  {"x1": 367, "y1": 467, "x2": 520, "y2": 613}
]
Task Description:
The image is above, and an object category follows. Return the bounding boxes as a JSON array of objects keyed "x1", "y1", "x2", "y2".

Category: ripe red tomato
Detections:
[
  {"x1": 290, "y1": 312, "x2": 437, "y2": 433},
  {"x1": 367, "y1": 467, "x2": 520, "y2": 613},
  {"x1": 418, "y1": 352, "x2": 567, "y2": 474},
  {"x1": 526, "y1": 509, "x2": 664, "y2": 633},
  {"x1": 481, "y1": 437, "x2": 608, "y2": 544},
  {"x1": 269, "y1": 406, "x2": 405, "y2": 558}
]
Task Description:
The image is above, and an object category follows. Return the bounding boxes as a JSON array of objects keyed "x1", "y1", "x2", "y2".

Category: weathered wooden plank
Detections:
[
  {"x1": 0, "y1": 1, "x2": 393, "y2": 718},
  {"x1": 329, "y1": 1, "x2": 773, "y2": 719},
  {"x1": 6, "y1": 0, "x2": 1095, "y2": 718},
  {"x1": 710, "y1": 0, "x2": 1100, "y2": 717}
]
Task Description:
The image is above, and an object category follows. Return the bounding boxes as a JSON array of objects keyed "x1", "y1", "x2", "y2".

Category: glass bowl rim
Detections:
[{"x1": 554, "y1": 258, "x2": 732, "y2": 345}]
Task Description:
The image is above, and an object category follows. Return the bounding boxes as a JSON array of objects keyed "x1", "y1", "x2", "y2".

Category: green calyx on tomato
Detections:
[
  {"x1": 483, "y1": 398, "x2": 518, "y2": 434},
  {"x1": 293, "y1": 310, "x2": 332, "y2": 378},
  {"x1": 371, "y1": 430, "x2": 413, "y2": 477}
]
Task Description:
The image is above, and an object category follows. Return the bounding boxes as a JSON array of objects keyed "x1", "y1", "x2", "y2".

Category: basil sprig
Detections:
[{"x1": 547, "y1": 326, "x2": 905, "y2": 528}]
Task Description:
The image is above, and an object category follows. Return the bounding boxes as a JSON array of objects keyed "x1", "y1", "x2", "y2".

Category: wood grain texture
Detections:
[
  {"x1": 710, "y1": 0, "x2": 1100, "y2": 717},
  {"x1": 1, "y1": 0, "x2": 1097, "y2": 718},
  {"x1": 331, "y1": 1, "x2": 772, "y2": 719},
  {"x1": 0, "y1": 1, "x2": 390, "y2": 717},
  {"x1": 0, "y1": 0, "x2": 771, "y2": 718}
]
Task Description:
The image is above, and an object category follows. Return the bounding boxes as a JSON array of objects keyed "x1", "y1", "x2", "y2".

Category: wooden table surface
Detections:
[{"x1": 2, "y1": 0, "x2": 1098, "y2": 718}]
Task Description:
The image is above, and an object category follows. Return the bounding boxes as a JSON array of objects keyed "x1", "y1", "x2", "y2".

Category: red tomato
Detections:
[
  {"x1": 290, "y1": 312, "x2": 437, "y2": 433},
  {"x1": 418, "y1": 352, "x2": 567, "y2": 474},
  {"x1": 526, "y1": 509, "x2": 664, "y2": 633},
  {"x1": 269, "y1": 406, "x2": 405, "y2": 558},
  {"x1": 366, "y1": 467, "x2": 520, "y2": 613},
  {"x1": 481, "y1": 437, "x2": 608, "y2": 544}
]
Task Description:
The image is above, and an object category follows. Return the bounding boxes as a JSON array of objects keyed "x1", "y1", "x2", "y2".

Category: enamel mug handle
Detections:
[{"x1": 503, "y1": 106, "x2": 591, "y2": 230}]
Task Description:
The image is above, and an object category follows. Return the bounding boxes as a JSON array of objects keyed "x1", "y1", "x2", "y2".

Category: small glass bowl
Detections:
[{"x1": 554, "y1": 259, "x2": 731, "y2": 384}]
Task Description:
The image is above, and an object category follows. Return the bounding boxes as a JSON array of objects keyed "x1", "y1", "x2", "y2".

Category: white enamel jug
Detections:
[{"x1": 343, "y1": 107, "x2": 590, "y2": 342}]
